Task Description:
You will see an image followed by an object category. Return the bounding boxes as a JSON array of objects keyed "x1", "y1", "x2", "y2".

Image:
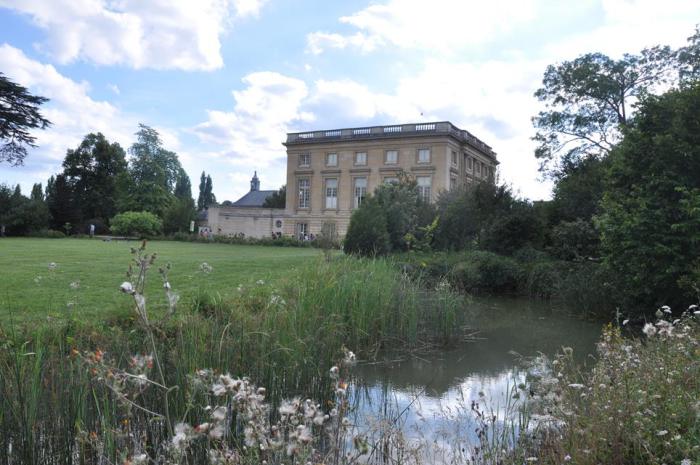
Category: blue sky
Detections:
[{"x1": 1, "y1": 0, "x2": 699, "y2": 202}]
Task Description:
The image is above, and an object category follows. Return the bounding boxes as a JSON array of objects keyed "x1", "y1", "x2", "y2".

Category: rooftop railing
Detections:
[{"x1": 286, "y1": 121, "x2": 495, "y2": 157}]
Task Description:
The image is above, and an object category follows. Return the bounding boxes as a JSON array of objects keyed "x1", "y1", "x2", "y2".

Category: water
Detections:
[{"x1": 347, "y1": 297, "x2": 603, "y2": 456}]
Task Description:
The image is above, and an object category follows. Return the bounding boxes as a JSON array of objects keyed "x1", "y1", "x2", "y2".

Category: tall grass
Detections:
[{"x1": 0, "y1": 252, "x2": 465, "y2": 464}]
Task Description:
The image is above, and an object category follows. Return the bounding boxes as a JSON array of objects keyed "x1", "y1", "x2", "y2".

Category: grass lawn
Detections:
[{"x1": 0, "y1": 238, "x2": 322, "y2": 323}]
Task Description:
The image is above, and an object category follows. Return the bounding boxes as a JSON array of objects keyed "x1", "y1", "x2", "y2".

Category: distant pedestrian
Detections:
[{"x1": 89, "y1": 223, "x2": 95, "y2": 238}]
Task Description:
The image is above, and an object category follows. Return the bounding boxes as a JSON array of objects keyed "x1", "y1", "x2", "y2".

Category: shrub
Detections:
[
  {"x1": 526, "y1": 260, "x2": 563, "y2": 299},
  {"x1": 27, "y1": 228, "x2": 66, "y2": 239},
  {"x1": 549, "y1": 219, "x2": 599, "y2": 260},
  {"x1": 344, "y1": 199, "x2": 391, "y2": 256},
  {"x1": 449, "y1": 250, "x2": 524, "y2": 295},
  {"x1": 557, "y1": 261, "x2": 617, "y2": 317},
  {"x1": 110, "y1": 211, "x2": 162, "y2": 237}
]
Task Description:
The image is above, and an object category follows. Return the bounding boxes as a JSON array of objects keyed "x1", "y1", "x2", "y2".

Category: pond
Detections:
[{"x1": 347, "y1": 296, "x2": 603, "y2": 459}]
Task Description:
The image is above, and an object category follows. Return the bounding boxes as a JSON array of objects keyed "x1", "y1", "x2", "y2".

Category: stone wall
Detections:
[{"x1": 206, "y1": 206, "x2": 286, "y2": 239}]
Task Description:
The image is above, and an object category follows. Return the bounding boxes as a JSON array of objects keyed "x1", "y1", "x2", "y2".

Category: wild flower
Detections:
[
  {"x1": 69, "y1": 280, "x2": 80, "y2": 290},
  {"x1": 642, "y1": 323, "x2": 657, "y2": 337},
  {"x1": 48, "y1": 262, "x2": 57, "y2": 271},
  {"x1": 199, "y1": 262, "x2": 213, "y2": 273},
  {"x1": 681, "y1": 459, "x2": 692, "y2": 465},
  {"x1": 656, "y1": 429, "x2": 668, "y2": 436},
  {"x1": 256, "y1": 279, "x2": 265, "y2": 285},
  {"x1": 120, "y1": 281, "x2": 134, "y2": 294}
]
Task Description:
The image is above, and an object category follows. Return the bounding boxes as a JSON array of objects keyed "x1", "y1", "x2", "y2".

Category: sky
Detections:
[{"x1": 1, "y1": 0, "x2": 699, "y2": 203}]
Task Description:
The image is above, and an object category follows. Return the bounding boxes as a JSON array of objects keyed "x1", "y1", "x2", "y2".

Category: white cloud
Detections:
[
  {"x1": 191, "y1": 72, "x2": 312, "y2": 200},
  {"x1": 0, "y1": 0, "x2": 268, "y2": 70},
  {"x1": 306, "y1": 0, "x2": 538, "y2": 55},
  {"x1": 107, "y1": 83, "x2": 120, "y2": 95}
]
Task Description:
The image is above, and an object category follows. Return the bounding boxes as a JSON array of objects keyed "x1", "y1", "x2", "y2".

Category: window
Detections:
[
  {"x1": 451, "y1": 151, "x2": 458, "y2": 165},
  {"x1": 355, "y1": 152, "x2": 367, "y2": 165},
  {"x1": 467, "y1": 156, "x2": 473, "y2": 170},
  {"x1": 326, "y1": 152, "x2": 337, "y2": 166},
  {"x1": 321, "y1": 222, "x2": 336, "y2": 238},
  {"x1": 384, "y1": 177, "x2": 399, "y2": 184},
  {"x1": 450, "y1": 176, "x2": 457, "y2": 190},
  {"x1": 385, "y1": 150, "x2": 398, "y2": 164},
  {"x1": 298, "y1": 178, "x2": 310, "y2": 208},
  {"x1": 296, "y1": 223, "x2": 308, "y2": 240},
  {"x1": 354, "y1": 177, "x2": 367, "y2": 208},
  {"x1": 325, "y1": 178, "x2": 338, "y2": 209},
  {"x1": 417, "y1": 176, "x2": 431, "y2": 202},
  {"x1": 476, "y1": 161, "x2": 481, "y2": 175},
  {"x1": 418, "y1": 148, "x2": 430, "y2": 163},
  {"x1": 298, "y1": 152, "x2": 310, "y2": 167}
]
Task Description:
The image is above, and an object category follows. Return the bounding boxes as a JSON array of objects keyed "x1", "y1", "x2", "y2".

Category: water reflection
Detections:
[{"x1": 348, "y1": 297, "x2": 603, "y2": 453}]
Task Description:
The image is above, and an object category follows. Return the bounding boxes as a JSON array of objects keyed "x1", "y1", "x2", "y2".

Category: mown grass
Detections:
[{"x1": 0, "y1": 238, "x2": 322, "y2": 322}]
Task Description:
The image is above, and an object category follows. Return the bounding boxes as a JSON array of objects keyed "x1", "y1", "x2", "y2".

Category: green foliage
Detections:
[
  {"x1": 548, "y1": 155, "x2": 607, "y2": 223},
  {"x1": 110, "y1": 211, "x2": 163, "y2": 237},
  {"x1": 0, "y1": 183, "x2": 49, "y2": 235},
  {"x1": 197, "y1": 171, "x2": 216, "y2": 209},
  {"x1": 0, "y1": 72, "x2": 51, "y2": 166},
  {"x1": 599, "y1": 83, "x2": 700, "y2": 311},
  {"x1": 61, "y1": 132, "x2": 128, "y2": 227},
  {"x1": 433, "y1": 182, "x2": 544, "y2": 254},
  {"x1": 163, "y1": 170, "x2": 196, "y2": 234},
  {"x1": 119, "y1": 125, "x2": 183, "y2": 217},
  {"x1": 549, "y1": 219, "x2": 599, "y2": 261},
  {"x1": 262, "y1": 185, "x2": 286, "y2": 208},
  {"x1": 449, "y1": 251, "x2": 524, "y2": 295},
  {"x1": 532, "y1": 47, "x2": 677, "y2": 175},
  {"x1": 343, "y1": 198, "x2": 391, "y2": 257}
]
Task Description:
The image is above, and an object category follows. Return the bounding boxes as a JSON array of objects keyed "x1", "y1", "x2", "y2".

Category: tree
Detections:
[
  {"x1": 262, "y1": 185, "x2": 286, "y2": 208},
  {"x1": 30, "y1": 183, "x2": 43, "y2": 202},
  {"x1": 0, "y1": 73, "x2": 51, "y2": 166},
  {"x1": 62, "y1": 133, "x2": 127, "y2": 224},
  {"x1": 343, "y1": 198, "x2": 391, "y2": 257},
  {"x1": 599, "y1": 83, "x2": 700, "y2": 312},
  {"x1": 163, "y1": 169, "x2": 196, "y2": 234},
  {"x1": 120, "y1": 125, "x2": 183, "y2": 217},
  {"x1": 0, "y1": 183, "x2": 49, "y2": 235},
  {"x1": 46, "y1": 174, "x2": 79, "y2": 231},
  {"x1": 110, "y1": 211, "x2": 163, "y2": 237},
  {"x1": 197, "y1": 172, "x2": 216, "y2": 209},
  {"x1": 533, "y1": 47, "x2": 676, "y2": 176}
]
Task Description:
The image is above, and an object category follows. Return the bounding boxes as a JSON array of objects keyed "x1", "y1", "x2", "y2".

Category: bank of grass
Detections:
[
  {"x1": 0, "y1": 237, "x2": 322, "y2": 321},
  {"x1": 0, "y1": 248, "x2": 465, "y2": 464}
]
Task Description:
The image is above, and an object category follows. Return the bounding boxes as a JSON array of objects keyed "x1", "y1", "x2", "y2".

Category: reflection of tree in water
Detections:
[{"x1": 354, "y1": 296, "x2": 601, "y2": 397}]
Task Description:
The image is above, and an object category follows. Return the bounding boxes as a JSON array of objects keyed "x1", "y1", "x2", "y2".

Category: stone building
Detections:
[
  {"x1": 282, "y1": 121, "x2": 498, "y2": 238},
  {"x1": 203, "y1": 172, "x2": 285, "y2": 238}
]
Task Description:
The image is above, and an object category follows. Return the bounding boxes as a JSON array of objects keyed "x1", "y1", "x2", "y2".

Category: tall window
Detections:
[
  {"x1": 467, "y1": 156, "x2": 473, "y2": 170},
  {"x1": 298, "y1": 178, "x2": 310, "y2": 208},
  {"x1": 326, "y1": 152, "x2": 337, "y2": 166},
  {"x1": 476, "y1": 161, "x2": 482, "y2": 175},
  {"x1": 450, "y1": 176, "x2": 457, "y2": 190},
  {"x1": 298, "y1": 152, "x2": 310, "y2": 167},
  {"x1": 355, "y1": 152, "x2": 367, "y2": 165},
  {"x1": 385, "y1": 150, "x2": 398, "y2": 164},
  {"x1": 451, "y1": 151, "x2": 458, "y2": 165},
  {"x1": 325, "y1": 178, "x2": 338, "y2": 209},
  {"x1": 354, "y1": 177, "x2": 367, "y2": 208},
  {"x1": 417, "y1": 176, "x2": 431, "y2": 202},
  {"x1": 418, "y1": 148, "x2": 430, "y2": 163}
]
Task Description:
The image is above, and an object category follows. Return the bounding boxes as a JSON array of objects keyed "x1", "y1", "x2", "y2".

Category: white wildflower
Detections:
[
  {"x1": 256, "y1": 279, "x2": 264, "y2": 285},
  {"x1": 199, "y1": 262, "x2": 213, "y2": 273},
  {"x1": 661, "y1": 305, "x2": 672, "y2": 314},
  {"x1": 211, "y1": 406, "x2": 227, "y2": 422},
  {"x1": 526, "y1": 458, "x2": 538, "y2": 462},
  {"x1": 343, "y1": 349, "x2": 357, "y2": 366},
  {"x1": 329, "y1": 366, "x2": 339, "y2": 378},
  {"x1": 209, "y1": 424, "x2": 225, "y2": 440},
  {"x1": 564, "y1": 455, "x2": 571, "y2": 462},
  {"x1": 212, "y1": 383, "x2": 227, "y2": 396},
  {"x1": 120, "y1": 281, "x2": 134, "y2": 294},
  {"x1": 642, "y1": 323, "x2": 657, "y2": 337},
  {"x1": 297, "y1": 425, "x2": 313, "y2": 444},
  {"x1": 622, "y1": 319, "x2": 629, "y2": 326},
  {"x1": 172, "y1": 423, "x2": 191, "y2": 449},
  {"x1": 163, "y1": 281, "x2": 171, "y2": 290},
  {"x1": 131, "y1": 454, "x2": 148, "y2": 465},
  {"x1": 69, "y1": 280, "x2": 80, "y2": 290},
  {"x1": 568, "y1": 383, "x2": 585, "y2": 389},
  {"x1": 681, "y1": 459, "x2": 691, "y2": 465},
  {"x1": 48, "y1": 262, "x2": 57, "y2": 271},
  {"x1": 657, "y1": 430, "x2": 668, "y2": 436}
]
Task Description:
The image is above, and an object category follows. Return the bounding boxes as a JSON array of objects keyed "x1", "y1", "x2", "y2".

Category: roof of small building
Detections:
[{"x1": 232, "y1": 190, "x2": 276, "y2": 207}]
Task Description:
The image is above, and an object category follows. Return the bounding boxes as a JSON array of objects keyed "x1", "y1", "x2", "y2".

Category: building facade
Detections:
[
  {"x1": 282, "y1": 121, "x2": 498, "y2": 238},
  {"x1": 203, "y1": 172, "x2": 285, "y2": 238}
]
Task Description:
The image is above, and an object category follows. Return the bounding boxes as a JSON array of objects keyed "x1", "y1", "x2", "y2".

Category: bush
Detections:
[
  {"x1": 557, "y1": 261, "x2": 618, "y2": 317},
  {"x1": 449, "y1": 250, "x2": 524, "y2": 295},
  {"x1": 344, "y1": 199, "x2": 391, "y2": 257},
  {"x1": 549, "y1": 219, "x2": 599, "y2": 260},
  {"x1": 110, "y1": 211, "x2": 162, "y2": 237},
  {"x1": 526, "y1": 260, "x2": 563, "y2": 299},
  {"x1": 26, "y1": 229, "x2": 66, "y2": 239}
]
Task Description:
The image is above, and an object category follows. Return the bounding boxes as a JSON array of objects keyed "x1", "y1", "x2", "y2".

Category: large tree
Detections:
[
  {"x1": 62, "y1": 133, "x2": 127, "y2": 224},
  {"x1": 599, "y1": 83, "x2": 700, "y2": 312},
  {"x1": 0, "y1": 73, "x2": 51, "y2": 166},
  {"x1": 532, "y1": 46, "x2": 676, "y2": 176},
  {"x1": 262, "y1": 185, "x2": 286, "y2": 208},
  {"x1": 120, "y1": 124, "x2": 183, "y2": 216},
  {"x1": 197, "y1": 171, "x2": 216, "y2": 209},
  {"x1": 163, "y1": 169, "x2": 196, "y2": 234}
]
